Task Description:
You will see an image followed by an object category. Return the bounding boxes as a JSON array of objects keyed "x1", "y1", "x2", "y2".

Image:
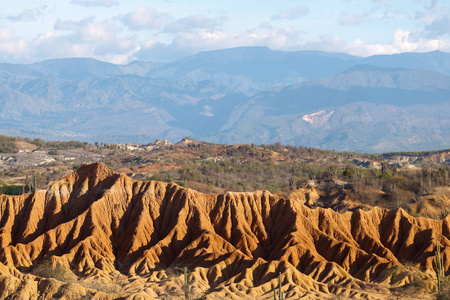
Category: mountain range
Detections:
[{"x1": 0, "y1": 47, "x2": 449, "y2": 152}]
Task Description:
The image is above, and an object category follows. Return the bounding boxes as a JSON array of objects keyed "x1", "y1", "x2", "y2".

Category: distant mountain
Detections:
[
  {"x1": 207, "y1": 66, "x2": 450, "y2": 152},
  {"x1": 217, "y1": 66, "x2": 450, "y2": 126},
  {"x1": 119, "y1": 60, "x2": 165, "y2": 76},
  {"x1": 145, "y1": 47, "x2": 450, "y2": 95},
  {"x1": 27, "y1": 58, "x2": 165, "y2": 80},
  {"x1": 207, "y1": 101, "x2": 450, "y2": 153},
  {"x1": 0, "y1": 47, "x2": 449, "y2": 152},
  {"x1": 363, "y1": 50, "x2": 450, "y2": 75},
  {"x1": 29, "y1": 58, "x2": 124, "y2": 80},
  {"x1": 147, "y1": 46, "x2": 360, "y2": 94}
]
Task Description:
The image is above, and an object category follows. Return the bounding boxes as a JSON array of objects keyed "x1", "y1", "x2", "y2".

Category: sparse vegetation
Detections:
[
  {"x1": 0, "y1": 135, "x2": 18, "y2": 153},
  {"x1": 79, "y1": 278, "x2": 123, "y2": 294},
  {"x1": 0, "y1": 135, "x2": 448, "y2": 216},
  {"x1": 429, "y1": 242, "x2": 450, "y2": 300},
  {"x1": 0, "y1": 182, "x2": 23, "y2": 195},
  {"x1": 0, "y1": 137, "x2": 447, "y2": 300},
  {"x1": 31, "y1": 260, "x2": 76, "y2": 282},
  {"x1": 157, "y1": 267, "x2": 205, "y2": 300},
  {"x1": 30, "y1": 138, "x2": 87, "y2": 150}
]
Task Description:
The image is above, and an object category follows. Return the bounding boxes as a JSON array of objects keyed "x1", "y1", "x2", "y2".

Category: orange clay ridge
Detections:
[{"x1": 0, "y1": 163, "x2": 447, "y2": 299}]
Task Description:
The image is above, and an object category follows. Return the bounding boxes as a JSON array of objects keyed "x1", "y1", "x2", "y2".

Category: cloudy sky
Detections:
[{"x1": 1, "y1": 0, "x2": 449, "y2": 64}]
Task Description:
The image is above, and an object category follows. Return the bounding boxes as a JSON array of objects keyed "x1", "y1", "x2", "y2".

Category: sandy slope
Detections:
[{"x1": 0, "y1": 163, "x2": 445, "y2": 299}]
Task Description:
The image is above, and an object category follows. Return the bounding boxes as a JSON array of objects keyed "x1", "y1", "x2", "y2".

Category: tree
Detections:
[{"x1": 343, "y1": 168, "x2": 353, "y2": 178}]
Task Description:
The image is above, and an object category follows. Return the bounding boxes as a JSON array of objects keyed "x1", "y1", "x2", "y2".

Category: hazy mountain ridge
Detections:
[
  {"x1": 209, "y1": 102, "x2": 450, "y2": 152},
  {"x1": 0, "y1": 47, "x2": 450, "y2": 152}
]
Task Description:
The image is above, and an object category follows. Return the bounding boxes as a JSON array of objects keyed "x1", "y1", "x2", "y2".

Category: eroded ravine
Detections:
[{"x1": 0, "y1": 163, "x2": 446, "y2": 299}]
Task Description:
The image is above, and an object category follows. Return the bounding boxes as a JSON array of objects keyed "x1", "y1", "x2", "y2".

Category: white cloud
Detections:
[
  {"x1": 301, "y1": 29, "x2": 450, "y2": 57},
  {"x1": 271, "y1": 6, "x2": 309, "y2": 21},
  {"x1": 132, "y1": 27, "x2": 305, "y2": 61},
  {"x1": 338, "y1": 1, "x2": 411, "y2": 26},
  {"x1": 71, "y1": 0, "x2": 118, "y2": 7},
  {"x1": 0, "y1": 17, "x2": 136, "y2": 64},
  {"x1": 338, "y1": 9, "x2": 408, "y2": 26},
  {"x1": 8, "y1": 6, "x2": 48, "y2": 22},
  {"x1": 414, "y1": 5, "x2": 450, "y2": 39},
  {"x1": 121, "y1": 6, "x2": 171, "y2": 30},
  {"x1": 94, "y1": 37, "x2": 135, "y2": 56},
  {"x1": 338, "y1": 11, "x2": 364, "y2": 25},
  {"x1": 54, "y1": 17, "x2": 126, "y2": 44},
  {"x1": 54, "y1": 17, "x2": 94, "y2": 31},
  {"x1": 2, "y1": 1, "x2": 450, "y2": 65},
  {"x1": 421, "y1": 16, "x2": 450, "y2": 38},
  {"x1": 0, "y1": 15, "x2": 137, "y2": 64},
  {"x1": 131, "y1": 24, "x2": 450, "y2": 62},
  {"x1": 0, "y1": 29, "x2": 31, "y2": 62},
  {"x1": 258, "y1": 22, "x2": 275, "y2": 30},
  {"x1": 0, "y1": 29, "x2": 14, "y2": 41},
  {"x1": 164, "y1": 15, "x2": 224, "y2": 33}
]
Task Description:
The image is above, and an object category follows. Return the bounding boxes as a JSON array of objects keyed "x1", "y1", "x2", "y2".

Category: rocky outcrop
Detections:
[{"x1": 0, "y1": 163, "x2": 447, "y2": 299}]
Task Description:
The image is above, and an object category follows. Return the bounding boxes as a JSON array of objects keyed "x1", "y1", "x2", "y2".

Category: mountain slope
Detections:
[
  {"x1": 147, "y1": 46, "x2": 359, "y2": 94},
  {"x1": 0, "y1": 73, "x2": 241, "y2": 142},
  {"x1": 208, "y1": 66, "x2": 450, "y2": 151},
  {"x1": 0, "y1": 163, "x2": 447, "y2": 299},
  {"x1": 1, "y1": 48, "x2": 450, "y2": 152},
  {"x1": 363, "y1": 50, "x2": 450, "y2": 75}
]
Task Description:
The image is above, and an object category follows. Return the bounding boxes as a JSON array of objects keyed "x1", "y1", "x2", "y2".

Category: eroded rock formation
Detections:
[{"x1": 0, "y1": 163, "x2": 447, "y2": 299}]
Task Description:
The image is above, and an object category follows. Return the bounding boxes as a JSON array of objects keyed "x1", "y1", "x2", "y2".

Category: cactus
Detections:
[
  {"x1": 183, "y1": 267, "x2": 191, "y2": 300},
  {"x1": 273, "y1": 272, "x2": 285, "y2": 300},
  {"x1": 434, "y1": 244, "x2": 445, "y2": 295}
]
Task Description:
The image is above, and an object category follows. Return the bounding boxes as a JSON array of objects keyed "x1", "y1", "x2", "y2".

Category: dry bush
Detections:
[
  {"x1": 80, "y1": 279, "x2": 123, "y2": 294},
  {"x1": 31, "y1": 260, "x2": 76, "y2": 282}
]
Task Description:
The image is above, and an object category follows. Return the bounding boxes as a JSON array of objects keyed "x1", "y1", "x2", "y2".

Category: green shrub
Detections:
[
  {"x1": 0, "y1": 135, "x2": 18, "y2": 153},
  {"x1": 343, "y1": 169, "x2": 353, "y2": 178},
  {"x1": 0, "y1": 183, "x2": 23, "y2": 195},
  {"x1": 150, "y1": 174, "x2": 164, "y2": 181},
  {"x1": 381, "y1": 171, "x2": 392, "y2": 178}
]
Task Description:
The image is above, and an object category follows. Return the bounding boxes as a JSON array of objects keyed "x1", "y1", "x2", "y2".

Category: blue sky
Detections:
[{"x1": 1, "y1": 0, "x2": 449, "y2": 64}]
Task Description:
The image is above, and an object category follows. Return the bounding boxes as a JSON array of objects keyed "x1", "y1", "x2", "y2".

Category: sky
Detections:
[{"x1": 1, "y1": 0, "x2": 450, "y2": 64}]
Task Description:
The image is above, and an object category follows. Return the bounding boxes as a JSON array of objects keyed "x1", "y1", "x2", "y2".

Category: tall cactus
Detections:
[
  {"x1": 434, "y1": 244, "x2": 445, "y2": 295},
  {"x1": 273, "y1": 272, "x2": 285, "y2": 300},
  {"x1": 183, "y1": 267, "x2": 191, "y2": 300}
]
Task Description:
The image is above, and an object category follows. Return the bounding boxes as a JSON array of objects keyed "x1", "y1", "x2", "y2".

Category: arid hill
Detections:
[{"x1": 0, "y1": 163, "x2": 448, "y2": 299}]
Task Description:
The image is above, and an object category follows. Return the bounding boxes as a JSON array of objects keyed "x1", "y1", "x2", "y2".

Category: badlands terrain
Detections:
[
  {"x1": 0, "y1": 162, "x2": 448, "y2": 299},
  {"x1": 0, "y1": 138, "x2": 449, "y2": 299},
  {"x1": 1, "y1": 136, "x2": 449, "y2": 215}
]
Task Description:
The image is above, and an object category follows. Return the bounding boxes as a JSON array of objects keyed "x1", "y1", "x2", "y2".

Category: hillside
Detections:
[
  {"x1": 209, "y1": 66, "x2": 450, "y2": 152},
  {"x1": 1, "y1": 162, "x2": 449, "y2": 299},
  {"x1": 0, "y1": 137, "x2": 449, "y2": 218},
  {"x1": 0, "y1": 47, "x2": 450, "y2": 152}
]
